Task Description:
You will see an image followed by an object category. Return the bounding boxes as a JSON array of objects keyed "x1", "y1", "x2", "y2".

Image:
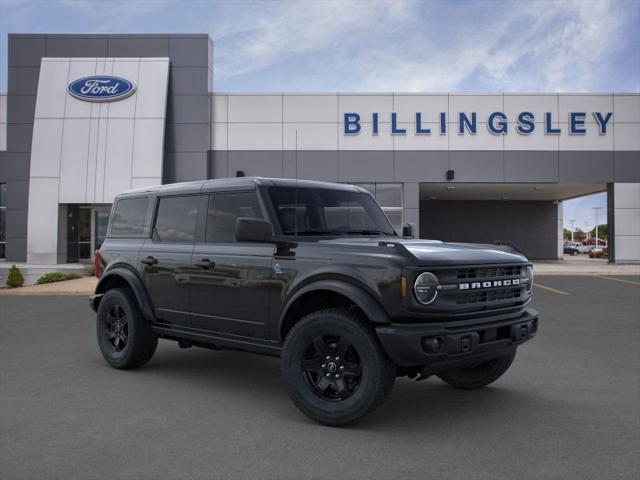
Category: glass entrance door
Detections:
[
  {"x1": 66, "y1": 205, "x2": 111, "y2": 263},
  {"x1": 66, "y1": 206, "x2": 91, "y2": 263}
]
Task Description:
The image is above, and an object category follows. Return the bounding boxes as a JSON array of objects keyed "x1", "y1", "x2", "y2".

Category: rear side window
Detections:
[
  {"x1": 206, "y1": 191, "x2": 263, "y2": 243},
  {"x1": 110, "y1": 197, "x2": 148, "y2": 237},
  {"x1": 153, "y1": 195, "x2": 200, "y2": 243}
]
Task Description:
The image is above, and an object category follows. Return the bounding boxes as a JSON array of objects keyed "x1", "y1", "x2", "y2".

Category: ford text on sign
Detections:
[{"x1": 67, "y1": 76, "x2": 136, "y2": 102}]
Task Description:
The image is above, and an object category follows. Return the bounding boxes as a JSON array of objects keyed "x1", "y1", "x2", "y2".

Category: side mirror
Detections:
[
  {"x1": 235, "y1": 218, "x2": 274, "y2": 243},
  {"x1": 402, "y1": 222, "x2": 415, "y2": 238}
]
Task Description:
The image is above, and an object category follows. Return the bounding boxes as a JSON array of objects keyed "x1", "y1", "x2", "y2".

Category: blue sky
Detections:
[{"x1": 1, "y1": 0, "x2": 638, "y2": 227}]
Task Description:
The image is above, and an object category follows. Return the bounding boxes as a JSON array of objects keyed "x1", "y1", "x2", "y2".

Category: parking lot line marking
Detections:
[
  {"x1": 593, "y1": 275, "x2": 640, "y2": 286},
  {"x1": 534, "y1": 283, "x2": 570, "y2": 296}
]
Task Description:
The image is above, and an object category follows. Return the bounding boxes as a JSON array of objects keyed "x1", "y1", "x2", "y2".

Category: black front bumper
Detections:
[{"x1": 376, "y1": 308, "x2": 538, "y2": 371}]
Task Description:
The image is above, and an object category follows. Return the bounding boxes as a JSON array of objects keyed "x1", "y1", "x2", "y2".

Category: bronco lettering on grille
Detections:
[{"x1": 459, "y1": 279, "x2": 521, "y2": 290}]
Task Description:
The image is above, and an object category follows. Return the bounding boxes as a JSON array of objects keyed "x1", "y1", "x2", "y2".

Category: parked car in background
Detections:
[
  {"x1": 564, "y1": 242, "x2": 590, "y2": 254},
  {"x1": 564, "y1": 244, "x2": 581, "y2": 256}
]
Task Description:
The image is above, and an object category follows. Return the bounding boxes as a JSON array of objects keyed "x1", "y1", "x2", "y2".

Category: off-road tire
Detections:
[
  {"x1": 281, "y1": 308, "x2": 396, "y2": 426},
  {"x1": 437, "y1": 350, "x2": 516, "y2": 390},
  {"x1": 96, "y1": 288, "x2": 158, "y2": 369}
]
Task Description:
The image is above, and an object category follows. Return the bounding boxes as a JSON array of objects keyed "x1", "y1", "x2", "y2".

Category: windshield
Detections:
[{"x1": 267, "y1": 186, "x2": 396, "y2": 237}]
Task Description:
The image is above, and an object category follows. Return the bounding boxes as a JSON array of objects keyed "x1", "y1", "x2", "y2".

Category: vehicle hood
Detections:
[{"x1": 316, "y1": 237, "x2": 529, "y2": 266}]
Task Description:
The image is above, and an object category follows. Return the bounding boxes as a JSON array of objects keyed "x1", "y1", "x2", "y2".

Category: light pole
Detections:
[
  {"x1": 570, "y1": 219, "x2": 576, "y2": 242},
  {"x1": 592, "y1": 206, "x2": 603, "y2": 248}
]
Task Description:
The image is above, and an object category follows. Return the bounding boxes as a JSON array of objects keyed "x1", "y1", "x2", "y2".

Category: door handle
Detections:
[
  {"x1": 141, "y1": 256, "x2": 158, "y2": 266},
  {"x1": 194, "y1": 258, "x2": 215, "y2": 269}
]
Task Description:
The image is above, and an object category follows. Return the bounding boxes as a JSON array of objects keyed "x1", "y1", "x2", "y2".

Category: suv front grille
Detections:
[
  {"x1": 457, "y1": 266, "x2": 522, "y2": 280},
  {"x1": 455, "y1": 287, "x2": 522, "y2": 305}
]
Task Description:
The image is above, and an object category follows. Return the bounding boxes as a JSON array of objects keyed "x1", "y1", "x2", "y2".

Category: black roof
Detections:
[{"x1": 117, "y1": 177, "x2": 363, "y2": 197}]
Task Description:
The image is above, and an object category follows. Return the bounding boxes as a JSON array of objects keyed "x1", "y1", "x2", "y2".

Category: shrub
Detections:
[
  {"x1": 36, "y1": 272, "x2": 83, "y2": 285},
  {"x1": 85, "y1": 264, "x2": 96, "y2": 277},
  {"x1": 589, "y1": 250, "x2": 606, "y2": 259},
  {"x1": 6, "y1": 265, "x2": 25, "y2": 288}
]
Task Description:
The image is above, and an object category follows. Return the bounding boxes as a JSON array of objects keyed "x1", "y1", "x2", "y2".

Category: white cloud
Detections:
[{"x1": 213, "y1": 0, "x2": 635, "y2": 92}]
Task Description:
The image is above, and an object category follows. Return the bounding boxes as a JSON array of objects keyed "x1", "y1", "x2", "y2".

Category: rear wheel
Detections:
[
  {"x1": 437, "y1": 350, "x2": 516, "y2": 390},
  {"x1": 96, "y1": 288, "x2": 158, "y2": 369},
  {"x1": 281, "y1": 308, "x2": 396, "y2": 426}
]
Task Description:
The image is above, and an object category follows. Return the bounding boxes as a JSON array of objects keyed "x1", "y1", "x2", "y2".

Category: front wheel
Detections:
[
  {"x1": 437, "y1": 350, "x2": 516, "y2": 390},
  {"x1": 281, "y1": 308, "x2": 396, "y2": 426}
]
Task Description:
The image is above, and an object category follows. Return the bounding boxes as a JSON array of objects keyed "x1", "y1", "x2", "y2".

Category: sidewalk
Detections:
[
  {"x1": 0, "y1": 277, "x2": 98, "y2": 296},
  {"x1": 533, "y1": 256, "x2": 640, "y2": 276}
]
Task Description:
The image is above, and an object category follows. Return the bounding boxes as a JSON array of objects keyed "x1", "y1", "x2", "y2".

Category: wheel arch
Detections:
[
  {"x1": 279, "y1": 279, "x2": 391, "y2": 341},
  {"x1": 93, "y1": 266, "x2": 155, "y2": 323}
]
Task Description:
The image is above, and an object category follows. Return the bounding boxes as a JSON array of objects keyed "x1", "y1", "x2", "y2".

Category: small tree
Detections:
[
  {"x1": 589, "y1": 224, "x2": 608, "y2": 240},
  {"x1": 6, "y1": 264, "x2": 24, "y2": 288}
]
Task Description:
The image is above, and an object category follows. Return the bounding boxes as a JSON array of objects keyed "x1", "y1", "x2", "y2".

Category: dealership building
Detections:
[{"x1": 0, "y1": 33, "x2": 638, "y2": 268}]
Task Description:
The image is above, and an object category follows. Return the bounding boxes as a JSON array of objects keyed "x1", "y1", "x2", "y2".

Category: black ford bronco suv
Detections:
[{"x1": 90, "y1": 177, "x2": 538, "y2": 426}]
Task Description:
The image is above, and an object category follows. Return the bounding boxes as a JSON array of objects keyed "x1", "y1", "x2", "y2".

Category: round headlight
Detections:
[
  {"x1": 525, "y1": 266, "x2": 534, "y2": 293},
  {"x1": 414, "y1": 272, "x2": 439, "y2": 305}
]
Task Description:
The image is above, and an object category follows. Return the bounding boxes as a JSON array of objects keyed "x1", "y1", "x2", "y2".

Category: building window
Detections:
[
  {"x1": 355, "y1": 183, "x2": 403, "y2": 233},
  {"x1": 0, "y1": 183, "x2": 6, "y2": 259}
]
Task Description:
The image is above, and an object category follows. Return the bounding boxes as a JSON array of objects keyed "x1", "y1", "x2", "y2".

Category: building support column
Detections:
[
  {"x1": 608, "y1": 183, "x2": 640, "y2": 263},
  {"x1": 403, "y1": 182, "x2": 419, "y2": 237},
  {"x1": 557, "y1": 201, "x2": 564, "y2": 260}
]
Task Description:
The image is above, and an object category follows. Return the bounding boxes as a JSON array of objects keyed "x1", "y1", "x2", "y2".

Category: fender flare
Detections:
[
  {"x1": 278, "y1": 279, "x2": 391, "y2": 339},
  {"x1": 94, "y1": 267, "x2": 156, "y2": 323}
]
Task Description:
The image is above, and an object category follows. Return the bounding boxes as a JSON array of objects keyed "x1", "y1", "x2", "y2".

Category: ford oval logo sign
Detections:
[{"x1": 67, "y1": 76, "x2": 136, "y2": 102}]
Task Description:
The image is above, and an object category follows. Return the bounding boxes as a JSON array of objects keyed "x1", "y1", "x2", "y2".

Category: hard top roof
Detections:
[{"x1": 116, "y1": 177, "x2": 363, "y2": 197}]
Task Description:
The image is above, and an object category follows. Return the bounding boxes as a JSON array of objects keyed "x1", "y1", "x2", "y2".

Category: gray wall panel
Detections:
[
  {"x1": 505, "y1": 151, "x2": 559, "y2": 182},
  {"x1": 338, "y1": 151, "x2": 394, "y2": 182},
  {"x1": 5, "y1": 237, "x2": 26, "y2": 262},
  {"x1": 167, "y1": 95, "x2": 210, "y2": 124},
  {"x1": 296, "y1": 151, "x2": 339, "y2": 182},
  {"x1": 107, "y1": 35, "x2": 170, "y2": 57},
  {"x1": 169, "y1": 67, "x2": 210, "y2": 95},
  {"x1": 6, "y1": 208, "x2": 28, "y2": 238},
  {"x1": 210, "y1": 151, "x2": 228, "y2": 178},
  {"x1": 394, "y1": 151, "x2": 449, "y2": 182},
  {"x1": 559, "y1": 151, "x2": 614, "y2": 182},
  {"x1": 1, "y1": 153, "x2": 30, "y2": 181},
  {"x1": 6, "y1": 95, "x2": 36, "y2": 124},
  {"x1": 46, "y1": 36, "x2": 108, "y2": 57},
  {"x1": 614, "y1": 151, "x2": 640, "y2": 182},
  {"x1": 8, "y1": 36, "x2": 45, "y2": 67},
  {"x1": 420, "y1": 200, "x2": 558, "y2": 259},
  {"x1": 5, "y1": 180, "x2": 29, "y2": 209},
  {"x1": 6, "y1": 124, "x2": 33, "y2": 153},
  {"x1": 164, "y1": 152, "x2": 209, "y2": 183},
  {"x1": 165, "y1": 123, "x2": 210, "y2": 153},
  {"x1": 449, "y1": 151, "x2": 504, "y2": 182},
  {"x1": 169, "y1": 36, "x2": 211, "y2": 67},
  {"x1": 228, "y1": 151, "x2": 284, "y2": 178},
  {"x1": 7, "y1": 67, "x2": 40, "y2": 95}
]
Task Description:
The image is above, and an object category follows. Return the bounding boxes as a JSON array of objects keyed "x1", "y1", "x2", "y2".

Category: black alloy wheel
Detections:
[
  {"x1": 301, "y1": 335, "x2": 363, "y2": 401},
  {"x1": 96, "y1": 288, "x2": 158, "y2": 369},
  {"x1": 104, "y1": 304, "x2": 129, "y2": 352},
  {"x1": 281, "y1": 308, "x2": 396, "y2": 426}
]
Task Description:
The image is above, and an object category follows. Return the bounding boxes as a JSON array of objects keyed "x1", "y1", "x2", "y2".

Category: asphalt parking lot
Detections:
[{"x1": 1, "y1": 275, "x2": 639, "y2": 480}]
